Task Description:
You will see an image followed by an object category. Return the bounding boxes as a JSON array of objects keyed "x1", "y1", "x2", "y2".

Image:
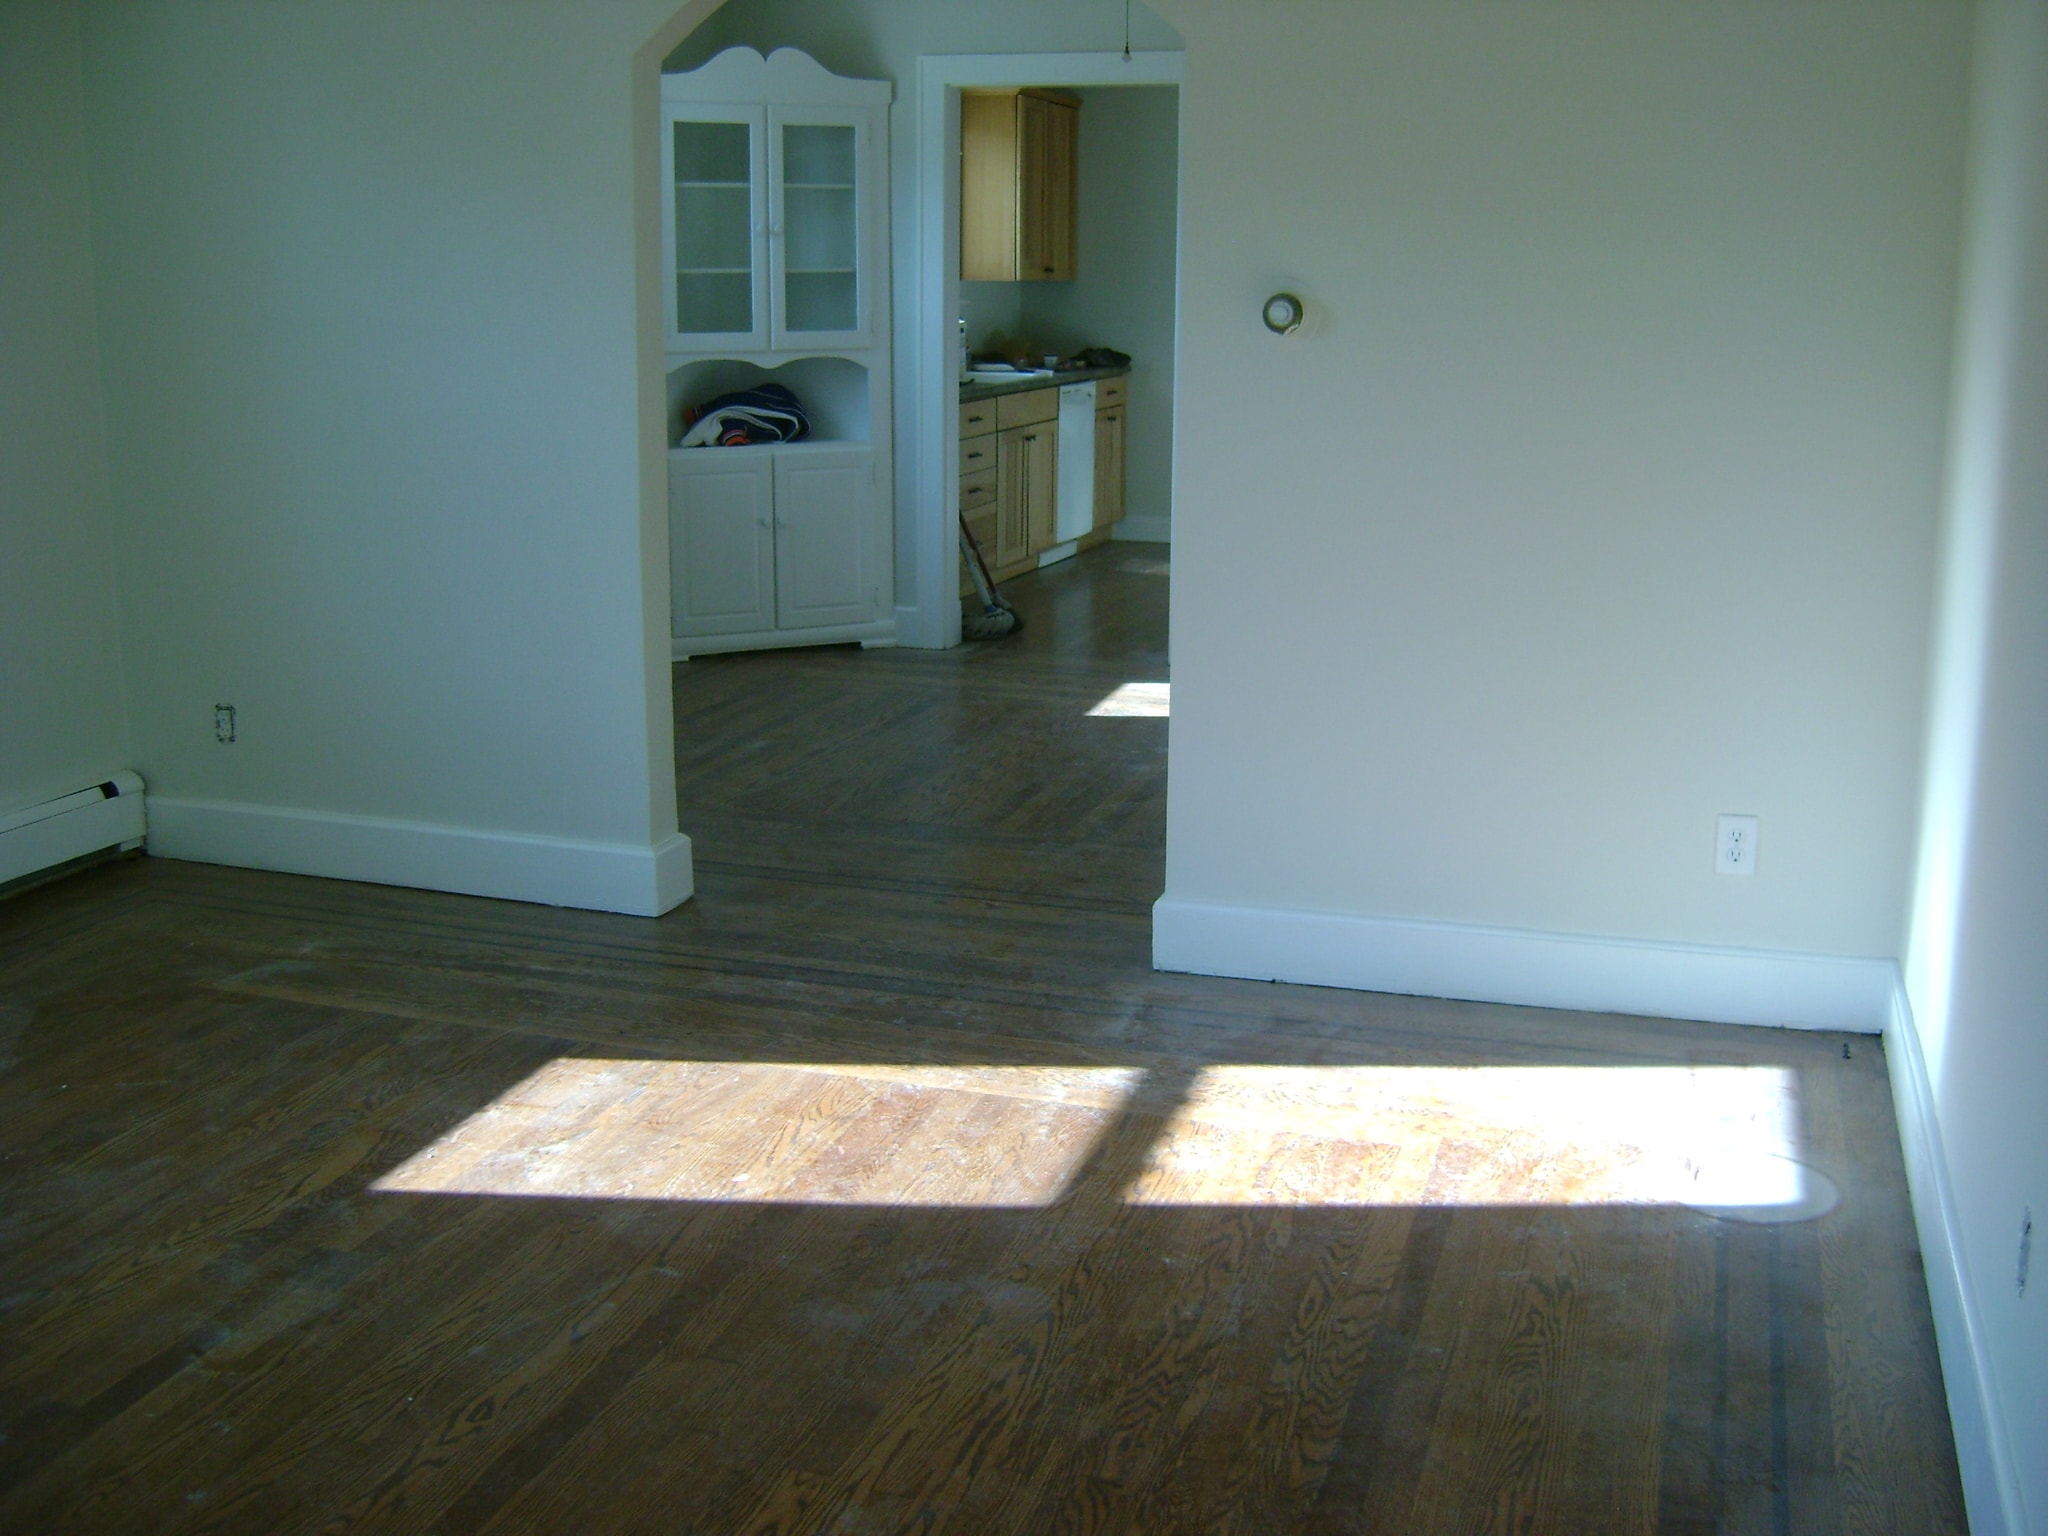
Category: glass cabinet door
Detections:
[
  {"x1": 772, "y1": 114, "x2": 862, "y2": 346},
  {"x1": 668, "y1": 111, "x2": 762, "y2": 344}
]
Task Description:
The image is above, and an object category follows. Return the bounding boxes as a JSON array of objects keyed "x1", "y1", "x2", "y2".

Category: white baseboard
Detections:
[
  {"x1": 673, "y1": 617, "x2": 893, "y2": 660},
  {"x1": 0, "y1": 773, "x2": 146, "y2": 888},
  {"x1": 147, "y1": 798, "x2": 692, "y2": 917},
  {"x1": 1883, "y1": 987, "x2": 2025, "y2": 1536},
  {"x1": 1111, "y1": 515, "x2": 1170, "y2": 544},
  {"x1": 1151, "y1": 896, "x2": 1897, "y2": 1032}
]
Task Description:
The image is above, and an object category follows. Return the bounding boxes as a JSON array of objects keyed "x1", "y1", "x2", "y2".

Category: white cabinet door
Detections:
[
  {"x1": 773, "y1": 448, "x2": 883, "y2": 630},
  {"x1": 670, "y1": 453, "x2": 775, "y2": 638},
  {"x1": 768, "y1": 107, "x2": 872, "y2": 352},
  {"x1": 663, "y1": 105, "x2": 767, "y2": 351}
]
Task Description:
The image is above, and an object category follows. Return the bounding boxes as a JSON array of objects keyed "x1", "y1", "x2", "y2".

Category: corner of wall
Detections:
[{"x1": 1883, "y1": 983, "x2": 2025, "y2": 1536}]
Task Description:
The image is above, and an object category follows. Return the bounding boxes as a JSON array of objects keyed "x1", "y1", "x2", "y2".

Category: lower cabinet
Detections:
[
  {"x1": 996, "y1": 422, "x2": 1057, "y2": 571},
  {"x1": 957, "y1": 373, "x2": 1127, "y2": 598},
  {"x1": 1092, "y1": 403, "x2": 1125, "y2": 532},
  {"x1": 670, "y1": 445, "x2": 889, "y2": 657}
]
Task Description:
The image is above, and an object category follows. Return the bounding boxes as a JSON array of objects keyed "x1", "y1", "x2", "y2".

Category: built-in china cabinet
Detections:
[{"x1": 662, "y1": 48, "x2": 893, "y2": 658}]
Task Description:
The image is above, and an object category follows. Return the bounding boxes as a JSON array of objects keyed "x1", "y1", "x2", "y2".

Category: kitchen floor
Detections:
[
  {"x1": 0, "y1": 540, "x2": 1967, "y2": 1533},
  {"x1": 674, "y1": 539, "x2": 1170, "y2": 911}
]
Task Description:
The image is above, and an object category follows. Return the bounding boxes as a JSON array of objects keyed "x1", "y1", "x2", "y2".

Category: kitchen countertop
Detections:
[{"x1": 958, "y1": 362, "x2": 1129, "y2": 403}]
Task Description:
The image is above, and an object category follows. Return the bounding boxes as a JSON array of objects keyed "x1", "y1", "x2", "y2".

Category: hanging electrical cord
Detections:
[{"x1": 1123, "y1": 0, "x2": 1133, "y2": 62}]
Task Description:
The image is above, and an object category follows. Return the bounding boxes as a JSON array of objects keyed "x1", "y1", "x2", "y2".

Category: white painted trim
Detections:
[
  {"x1": 673, "y1": 616, "x2": 894, "y2": 659},
  {"x1": 1152, "y1": 896, "x2": 1898, "y2": 1032},
  {"x1": 908, "y1": 50, "x2": 1185, "y2": 651},
  {"x1": 1883, "y1": 986, "x2": 2026, "y2": 1536},
  {"x1": 663, "y1": 46, "x2": 892, "y2": 109},
  {"x1": 147, "y1": 799, "x2": 692, "y2": 917},
  {"x1": 1111, "y1": 514, "x2": 1171, "y2": 544},
  {"x1": 0, "y1": 773, "x2": 146, "y2": 888}
]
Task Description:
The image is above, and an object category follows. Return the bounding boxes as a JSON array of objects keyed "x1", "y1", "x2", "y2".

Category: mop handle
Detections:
[{"x1": 958, "y1": 514, "x2": 1003, "y2": 610}]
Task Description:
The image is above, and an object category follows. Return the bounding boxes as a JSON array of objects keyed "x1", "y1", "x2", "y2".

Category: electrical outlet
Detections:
[
  {"x1": 1716, "y1": 814, "x2": 1759, "y2": 875},
  {"x1": 214, "y1": 704, "x2": 237, "y2": 744}
]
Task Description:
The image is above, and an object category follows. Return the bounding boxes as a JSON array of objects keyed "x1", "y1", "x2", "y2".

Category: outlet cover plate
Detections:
[{"x1": 1716, "y1": 814, "x2": 1759, "y2": 876}]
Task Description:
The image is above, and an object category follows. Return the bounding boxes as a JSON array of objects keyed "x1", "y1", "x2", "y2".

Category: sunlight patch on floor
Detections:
[
  {"x1": 374, "y1": 1060, "x2": 1142, "y2": 1207},
  {"x1": 1122, "y1": 1063, "x2": 1822, "y2": 1217},
  {"x1": 373, "y1": 1058, "x2": 1822, "y2": 1216},
  {"x1": 1087, "y1": 681, "x2": 1169, "y2": 717}
]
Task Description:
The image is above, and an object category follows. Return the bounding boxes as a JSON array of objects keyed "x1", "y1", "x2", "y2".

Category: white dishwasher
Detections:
[{"x1": 1044, "y1": 381, "x2": 1097, "y2": 560}]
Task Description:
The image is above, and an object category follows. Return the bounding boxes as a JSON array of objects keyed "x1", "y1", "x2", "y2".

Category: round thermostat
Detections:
[{"x1": 1262, "y1": 292, "x2": 1305, "y2": 335}]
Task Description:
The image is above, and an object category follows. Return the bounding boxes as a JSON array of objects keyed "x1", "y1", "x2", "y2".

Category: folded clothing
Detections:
[{"x1": 679, "y1": 383, "x2": 811, "y2": 447}]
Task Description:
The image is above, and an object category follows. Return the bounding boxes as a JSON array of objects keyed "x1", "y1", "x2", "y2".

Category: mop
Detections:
[{"x1": 958, "y1": 514, "x2": 1022, "y2": 639}]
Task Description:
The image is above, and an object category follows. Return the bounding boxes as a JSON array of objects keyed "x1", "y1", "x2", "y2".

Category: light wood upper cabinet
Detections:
[{"x1": 961, "y1": 89, "x2": 1079, "y2": 282}]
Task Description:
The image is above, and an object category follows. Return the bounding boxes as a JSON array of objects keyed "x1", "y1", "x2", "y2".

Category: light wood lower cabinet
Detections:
[
  {"x1": 959, "y1": 462, "x2": 998, "y2": 597},
  {"x1": 958, "y1": 377, "x2": 1125, "y2": 597},
  {"x1": 1092, "y1": 404, "x2": 1125, "y2": 533},
  {"x1": 997, "y1": 421, "x2": 1057, "y2": 571}
]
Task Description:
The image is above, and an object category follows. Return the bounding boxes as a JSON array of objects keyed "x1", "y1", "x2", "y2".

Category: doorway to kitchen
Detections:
[
  {"x1": 649, "y1": 29, "x2": 1185, "y2": 941},
  {"x1": 908, "y1": 51, "x2": 1184, "y2": 652}
]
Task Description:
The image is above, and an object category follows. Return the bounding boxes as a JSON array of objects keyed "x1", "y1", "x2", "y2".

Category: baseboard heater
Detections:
[{"x1": 0, "y1": 772, "x2": 147, "y2": 889}]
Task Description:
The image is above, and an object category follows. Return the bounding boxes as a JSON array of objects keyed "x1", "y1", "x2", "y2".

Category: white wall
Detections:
[
  {"x1": 1902, "y1": 2, "x2": 2048, "y2": 1530},
  {"x1": 1019, "y1": 86, "x2": 1179, "y2": 541},
  {"x1": 666, "y1": 0, "x2": 1183, "y2": 602},
  {"x1": 959, "y1": 280, "x2": 1023, "y2": 354},
  {"x1": 73, "y1": 0, "x2": 699, "y2": 912},
  {"x1": 0, "y1": 0, "x2": 131, "y2": 820},
  {"x1": 1154, "y1": 1, "x2": 1969, "y2": 986}
]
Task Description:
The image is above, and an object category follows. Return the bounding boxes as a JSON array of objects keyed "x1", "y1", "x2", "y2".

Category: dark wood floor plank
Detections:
[{"x1": 0, "y1": 547, "x2": 1966, "y2": 1534}]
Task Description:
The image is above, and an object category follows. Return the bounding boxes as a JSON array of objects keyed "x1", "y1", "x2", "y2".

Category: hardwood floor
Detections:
[{"x1": 0, "y1": 545, "x2": 1965, "y2": 1533}]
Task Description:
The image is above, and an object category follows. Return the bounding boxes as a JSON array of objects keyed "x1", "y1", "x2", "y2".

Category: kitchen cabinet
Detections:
[
  {"x1": 1092, "y1": 403, "x2": 1126, "y2": 533},
  {"x1": 961, "y1": 384, "x2": 1057, "y2": 586},
  {"x1": 960, "y1": 399, "x2": 1052, "y2": 585},
  {"x1": 671, "y1": 445, "x2": 886, "y2": 653},
  {"x1": 958, "y1": 376, "x2": 1130, "y2": 593},
  {"x1": 960, "y1": 88, "x2": 1079, "y2": 282},
  {"x1": 997, "y1": 422, "x2": 1059, "y2": 570}
]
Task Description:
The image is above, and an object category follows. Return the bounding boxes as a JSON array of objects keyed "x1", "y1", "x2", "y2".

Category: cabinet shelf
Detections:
[{"x1": 675, "y1": 179, "x2": 750, "y2": 188}]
